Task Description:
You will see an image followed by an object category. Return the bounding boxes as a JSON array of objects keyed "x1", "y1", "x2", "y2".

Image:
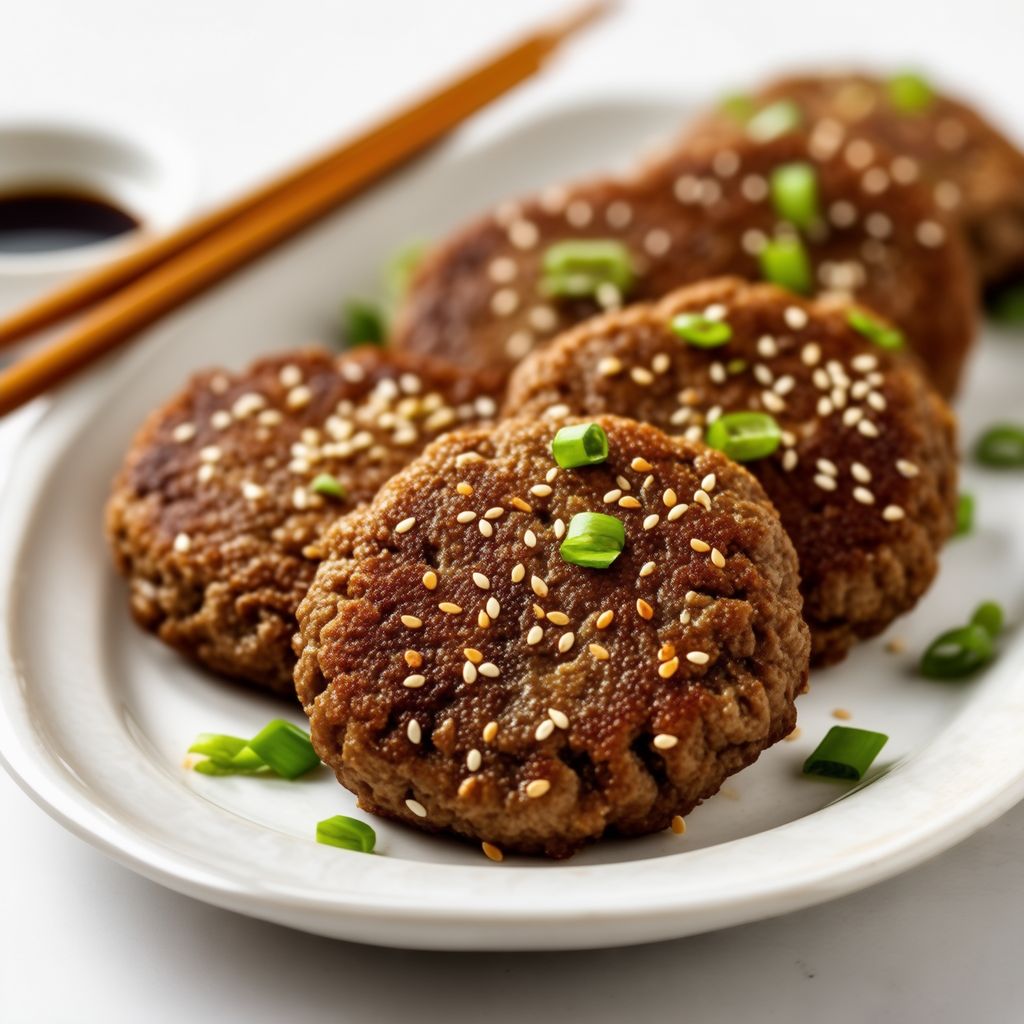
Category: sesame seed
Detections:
[
  {"x1": 598, "y1": 356, "x2": 623, "y2": 377},
  {"x1": 479, "y1": 662, "x2": 500, "y2": 678},
  {"x1": 527, "y1": 625, "x2": 543, "y2": 645},
  {"x1": 639, "y1": 561, "x2": 656, "y2": 577},
  {"x1": 782, "y1": 450, "x2": 798, "y2": 471},
  {"x1": 686, "y1": 650, "x2": 710, "y2": 666},
  {"x1": 596, "y1": 610, "x2": 614, "y2": 629},
  {"x1": 659, "y1": 657, "x2": 679, "y2": 679},
  {"x1": 232, "y1": 392, "x2": 266, "y2": 419},
  {"x1": 643, "y1": 514, "x2": 660, "y2": 530},
  {"x1": 644, "y1": 228, "x2": 671, "y2": 256},
  {"x1": 210, "y1": 411, "x2": 232, "y2": 430},
  {"x1": 526, "y1": 779, "x2": 551, "y2": 799},
  {"x1": 173, "y1": 532, "x2": 191, "y2": 553},
  {"x1": 817, "y1": 458, "x2": 838, "y2": 477},
  {"x1": 472, "y1": 572, "x2": 490, "y2": 590},
  {"x1": 483, "y1": 721, "x2": 499, "y2": 743},
  {"x1": 547, "y1": 611, "x2": 570, "y2": 625},
  {"x1": 535, "y1": 719, "x2": 555, "y2": 741},
  {"x1": 286, "y1": 385, "x2": 312, "y2": 410},
  {"x1": 545, "y1": 467, "x2": 559, "y2": 483},
  {"x1": 463, "y1": 662, "x2": 478, "y2": 683},
  {"x1": 510, "y1": 497, "x2": 532, "y2": 513},
  {"x1": 511, "y1": 563, "x2": 526, "y2": 584},
  {"x1": 653, "y1": 734, "x2": 678, "y2": 750},
  {"x1": 400, "y1": 615, "x2": 422, "y2": 629},
  {"x1": 631, "y1": 457, "x2": 653, "y2": 472},
  {"x1": 858, "y1": 419, "x2": 880, "y2": 438},
  {"x1": 711, "y1": 548, "x2": 726, "y2": 568},
  {"x1": 882, "y1": 504, "x2": 905, "y2": 521},
  {"x1": 851, "y1": 462, "x2": 871, "y2": 483},
  {"x1": 404, "y1": 650, "x2": 422, "y2": 668},
  {"x1": 693, "y1": 490, "x2": 712, "y2": 511},
  {"x1": 701, "y1": 473, "x2": 717, "y2": 493},
  {"x1": 403, "y1": 674, "x2": 426, "y2": 688},
  {"x1": 172, "y1": 422, "x2": 196, "y2": 443},
  {"x1": 466, "y1": 749, "x2": 482, "y2": 772},
  {"x1": 484, "y1": 506, "x2": 504, "y2": 520},
  {"x1": 631, "y1": 367, "x2": 655, "y2": 386},
  {"x1": 690, "y1": 538, "x2": 710, "y2": 553},
  {"x1": 896, "y1": 459, "x2": 919, "y2": 478},
  {"x1": 481, "y1": 842, "x2": 503, "y2": 862},
  {"x1": 531, "y1": 575, "x2": 549, "y2": 598},
  {"x1": 853, "y1": 487, "x2": 875, "y2": 505},
  {"x1": 814, "y1": 474, "x2": 838, "y2": 491},
  {"x1": 637, "y1": 599, "x2": 654, "y2": 620},
  {"x1": 553, "y1": 518, "x2": 566, "y2": 539},
  {"x1": 916, "y1": 220, "x2": 946, "y2": 247},
  {"x1": 663, "y1": 488, "x2": 678, "y2": 508},
  {"x1": 407, "y1": 720, "x2": 422, "y2": 744},
  {"x1": 619, "y1": 496, "x2": 641, "y2": 509},
  {"x1": 784, "y1": 306, "x2": 809, "y2": 329},
  {"x1": 523, "y1": 529, "x2": 537, "y2": 547},
  {"x1": 199, "y1": 445, "x2": 222, "y2": 463},
  {"x1": 395, "y1": 517, "x2": 416, "y2": 534},
  {"x1": 464, "y1": 648, "x2": 483, "y2": 664},
  {"x1": 762, "y1": 391, "x2": 786, "y2": 413},
  {"x1": 439, "y1": 602, "x2": 462, "y2": 614},
  {"x1": 774, "y1": 375, "x2": 796, "y2": 396},
  {"x1": 548, "y1": 709, "x2": 569, "y2": 730},
  {"x1": 667, "y1": 505, "x2": 687, "y2": 521},
  {"x1": 757, "y1": 335, "x2": 778, "y2": 358},
  {"x1": 589, "y1": 643, "x2": 609, "y2": 660},
  {"x1": 530, "y1": 484, "x2": 552, "y2": 497},
  {"x1": 456, "y1": 510, "x2": 476, "y2": 523},
  {"x1": 478, "y1": 520, "x2": 493, "y2": 538},
  {"x1": 490, "y1": 288, "x2": 520, "y2": 316},
  {"x1": 801, "y1": 343, "x2": 822, "y2": 366},
  {"x1": 670, "y1": 815, "x2": 686, "y2": 835},
  {"x1": 557, "y1": 632, "x2": 575, "y2": 653},
  {"x1": 405, "y1": 799, "x2": 427, "y2": 818}
]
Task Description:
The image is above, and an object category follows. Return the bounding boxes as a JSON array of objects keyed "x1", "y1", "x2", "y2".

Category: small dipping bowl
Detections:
[{"x1": 0, "y1": 118, "x2": 196, "y2": 323}]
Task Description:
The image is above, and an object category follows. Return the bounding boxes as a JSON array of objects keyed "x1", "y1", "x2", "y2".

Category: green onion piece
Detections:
[
  {"x1": 706, "y1": 411, "x2": 782, "y2": 462},
  {"x1": 247, "y1": 719, "x2": 322, "y2": 780},
  {"x1": 560, "y1": 512, "x2": 625, "y2": 569},
  {"x1": 887, "y1": 71, "x2": 934, "y2": 114},
  {"x1": 670, "y1": 312, "x2": 733, "y2": 348},
  {"x1": 551, "y1": 422, "x2": 609, "y2": 468},
  {"x1": 188, "y1": 733, "x2": 249, "y2": 762},
  {"x1": 985, "y1": 281, "x2": 1024, "y2": 326},
  {"x1": 847, "y1": 308, "x2": 905, "y2": 350},
  {"x1": 726, "y1": 358, "x2": 748, "y2": 375},
  {"x1": 758, "y1": 236, "x2": 812, "y2": 294},
  {"x1": 341, "y1": 300, "x2": 386, "y2": 348},
  {"x1": 385, "y1": 240, "x2": 427, "y2": 304},
  {"x1": 955, "y1": 492, "x2": 974, "y2": 536},
  {"x1": 316, "y1": 815, "x2": 376, "y2": 853},
  {"x1": 540, "y1": 240, "x2": 634, "y2": 300},
  {"x1": 187, "y1": 734, "x2": 268, "y2": 775},
  {"x1": 803, "y1": 726, "x2": 889, "y2": 781},
  {"x1": 719, "y1": 92, "x2": 756, "y2": 123},
  {"x1": 976, "y1": 424, "x2": 1024, "y2": 467},
  {"x1": 920, "y1": 623, "x2": 995, "y2": 679},
  {"x1": 971, "y1": 601, "x2": 1004, "y2": 640},
  {"x1": 770, "y1": 162, "x2": 819, "y2": 230},
  {"x1": 746, "y1": 99, "x2": 802, "y2": 141},
  {"x1": 311, "y1": 473, "x2": 346, "y2": 500}
]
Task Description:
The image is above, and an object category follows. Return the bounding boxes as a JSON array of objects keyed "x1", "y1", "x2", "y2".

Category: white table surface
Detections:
[{"x1": 3, "y1": 1, "x2": 1024, "y2": 1020}]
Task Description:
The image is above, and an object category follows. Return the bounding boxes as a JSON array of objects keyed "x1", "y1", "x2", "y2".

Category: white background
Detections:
[{"x1": 3, "y1": 1, "x2": 1024, "y2": 1020}]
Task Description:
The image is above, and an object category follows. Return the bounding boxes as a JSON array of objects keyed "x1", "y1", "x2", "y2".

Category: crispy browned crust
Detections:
[
  {"x1": 295, "y1": 415, "x2": 809, "y2": 857},
  {"x1": 505, "y1": 278, "x2": 958, "y2": 665},
  {"x1": 393, "y1": 127, "x2": 976, "y2": 397},
  {"x1": 106, "y1": 346, "x2": 496, "y2": 696},
  {"x1": 687, "y1": 71, "x2": 1024, "y2": 286}
]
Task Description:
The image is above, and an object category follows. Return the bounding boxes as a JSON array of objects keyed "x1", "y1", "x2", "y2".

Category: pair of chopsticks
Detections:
[{"x1": 0, "y1": 2, "x2": 610, "y2": 418}]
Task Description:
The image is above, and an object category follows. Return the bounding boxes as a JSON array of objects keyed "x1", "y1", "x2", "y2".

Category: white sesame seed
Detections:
[
  {"x1": 407, "y1": 720, "x2": 422, "y2": 744},
  {"x1": 589, "y1": 643, "x2": 610, "y2": 660},
  {"x1": 773, "y1": 375, "x2": 796, "y2": 396},
  {"x1": 858, "y1": 419, "x2": 880, "y2": 438},
  {"x1": 644, "y1": 228, "x2": 671, "y2": 256},
  {"x1": 762, "y1": 391, "x2": 786, "y2": 413},
  {"x1": 566, "y1": 200, "x2": 593, "y2": 227},
  {"x1": 479, "y1": 520, "x2": 493, "y2": 538},
  {"x1": 232, "y1": 392, "x2": 266, "y2": 419},
  {"x1": 851, "y1": 353, "x2": 878, "y2": 373},
  {"x1": 394, "y1": 517, "x2": 416, "y2": 535},
  {"x1": 526, "y1": 779, "x2": 551, "y2": 799},
  {"x1": 467, "y1": 749, "x2": 482, "y2": 771},
  {"x1": 210, "y1": 410, "x2": 232, "y2": 430},
  {"x1": 690, "y1": 538, "x2": 710, "y2": 553},
  {"x1": 652, "y1": 353, "x2": 671, "y2": 375},
  {"x1": 241, "y1": 481, "x2": 265, "y2": 501},
  {"x1": 784, "y1": 306, "x2": 808, "y2": 330},
  {"x1": 548, "y1": 708, "x2": 569, "y2": 729},
  {"x1": 531, "y1": 576, "x2": 549, "y2": 598},
  {"x1": 603, "y1": 489, "x2": 622, "y2": 504},
  {"x1": 483, "y1": 721, "x2": 499, "y2": 743},
  {"x1": 598, "y1": 356, "x2": 623, "y2": 377},
  {"x1": 631, "y1": 367, "x2": 655, "y2": 386},
  {"x1": 486, "y1": 597, "x2": 500, "y2": 619},
  {"x1": 606, "y1": 200, "x2": 633, "y2": 228},
  {"x1": 491, "y1": 288, "x2": 519, "y2": 316},
  {"x1": 757, "y1": 335, "x2": 779, "y2": 358},
  {"x1": 883, "y1": 504, "x2": 906, "y2": 522},
  {"x1": 405, "y1": 799, "x2": 427, "y2": 818},
  {"x1": 558, "y1": 632, "x2": 575, "y2": 653},
  {"x1": 403, "y1": 674, "x2": 426, "y2": 688},
  {"x1": 400, "y1": 615, "x2": 422, "y2": 629},
  {"x1": 535, "y1": 719, "x2": 555, "y2": 741},
  {"x1": 439, "y1": 602, "x2": 462, "y2": 614},
  {"x1": 896, "y1": 459, "x2": 919, "y2": 478},
  {"x1": 843, "y1": 407, "x2": 864, "y2": 427},
  {"x1": 463, "y1": 662, "x2": 478, "y2": 683},
  {"x1": 711, "y1": 548, "x2": 726, "y2": 568},
  {"x1": 510, "y1": 563, "x2": 526, "y2": 584},
  {"x1": 853, "y1": 486, "x2": 875, "y2": 505},
  {"x1": 867, "y1": 391, "x2": 887, "y2": 412},
  {"x1": 817, "y1": 397, "x2": 834, "y2": 417},
  {"x1": 801, "y1": 343, "x2": 822, "y2": 366},
  {"x1": 782, "y1": 450, "x2": 798, "y2": 471},
  {"x1": 851, "y1": 462, "x2": 871, "y2": 483},
  {"x1": 523, "y1": 530, "x2": 537, "y2": 548},
  {"x1": 172, "y1": 422, "x2": 196, "y2": 443},
  {"x1": 686, "y1": 651, "x2": 710, "y2": 665},
  {"x1": 653, "y1": 734, "x2": 678, "y2": 750},
  {"x1": 173, "y1": 532, "x2": 191, "y2": 553},
  {"x1": 286, "y1": 385, "x2": 312, "y2": 410},
  {"x1": 553, "y1": 518, "x2": 566, "y2": 539},
  {"x1": 199, "y1": 445, "x2": 222, "y2": 463},
  {"x1": 643, "y1": 514, "x2": 660, "y2": 530},
  {"x1": 814, "y1": 474, "x2": 838, "y2": 491},
  {"x1": 663, "y1": 488, "x2": 678, "y2": 508},
  {"x1": 817, "y1": 458, "x2": 838, "y2": 477},
  {"x1": 472, "y1": 572, "x2": 490, "y2": 590},
  {"x1": 488, "y1": 257, "x2": 517, "y2": 283},
  {"x1": 667, "y1": 504, "x2": 687, "y2": 521},
  {"x1": 916, "y1": 220, "x2": 946, "y2": 247},
  {"x1": 693, "y1": 490, "x2": 712, "y2": 511},
  {"x1": 639, "y1": 561, "x2": 656, "y2": 577},
  {"x1": 479, "y1": 662, "x2": 500, "y2": 678},
  {"x1": 530, "y1": 484, "x2": 552, "y2": 497},
  {"x1": 457, "y1": 510, "x2": 476, "y2": 523},
  {"x1": 527, "y1": 625, "x2": 543, "y2": 645}
]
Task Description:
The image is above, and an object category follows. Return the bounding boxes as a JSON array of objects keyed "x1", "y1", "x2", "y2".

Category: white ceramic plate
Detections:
[{"x1": 2, "y1": 96, "x2": 1024, "y2": 951}]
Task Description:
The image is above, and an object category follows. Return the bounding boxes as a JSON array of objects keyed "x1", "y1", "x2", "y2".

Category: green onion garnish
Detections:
[
  {"x1": 887, "y1": 71, "x2": 934, "y2": 114},
  {"x1": 746, "y1": 99, "x2": 802, "y2": 141},
  {"x1": 955, "y1": 493, "x2": 974, "y2": 536},
  {"x1": 670, "y1": 312, "x2": 733, "y2": 348},
  {"x1": 985, "y1": 281, "x2": 1024, "y2": 326},
  {"x1": 719, "y1": 92, "x2": 756, "y2": 123},
  {"x1": 551, "y1": 422, "x2": 609, "y2": 468},
  {"x1": 385, "y1": 240, "x2": 427, "y2": 304},
  {"x1": 559, "y1": 512, "x2": 625, "y2": 569},
  {"x1": 758, "y1": 236, "x2": 812, "y2": 294},
  {"x1": 770, "y1": 162, "x2": 819, "y2": 230},
  {"x1": 803, "y1": 726, "x2": 888, "y2": 781},
  {"x1": 188, "y1": 720, "x2": 321, "y2": 779},
  {"x1": 847, "y1": 308, "x2": 904, "y2": 350},
  {"x1": 971, "y1": 600, "x2": 1005, "y2": 640},
  {"x1": 341, "y1": 300, "x2": 386, "y2": 348},
  {"x1": 316, "y1": 815, "x2": 376, "y2": 853},
  {"x1": 311, "y1": 473, "x2": 346, "y2": 500},
  {"x1": 247, "y1": 719, "x2": 322, "y2": 780},
  {"x1": 975, "y1": 424, "x2": 1024, "y2": 467},
  {"x1": 706, "y1": 411, "x2": 782, "y2": 462},
  {"x1": 540, "y1": 240, "x2": 634, "y2": 300},
  {"x1": 920, "y1": 623, "x2": 995, "y2": 679}
]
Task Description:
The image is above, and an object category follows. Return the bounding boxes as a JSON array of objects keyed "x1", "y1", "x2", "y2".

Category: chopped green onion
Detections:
[
  {"x1": 341, "y1": 300, "x2": 386, "y2": 348},
  {"x1": 188, "y1": 734, "x2": 269, "y2": 775},
  {"x1": 971, "y1": 601, "x2": 1004, "y2": 640},
  {"x1": 975, "y1": 424, "x2": 1024, "y2": 467},
  {"x1": 985, "y1": 281, "x2": 1024, "y2": 326},
  {"x1": 920, "y1": 623, "x2": 995, "y2": 679},
  {"x1": 955, "y1": 493, "x2": 974, "y2": 536},
  {"x1": 706, "y1": 411, "x2": 782, "y2": 462},
  {"x1": 551, "y1": 422, "x2": 609, "y2": 468},
  {"x1": 540, "y1": 240, "x2": 634, "y2": 300},
  {"x1": 847, "y1": 308, "x2": 905, "y2": 350},
  {"x1": 770, "y1": 162, "x2": 819, "y2": 230},
  {"x1": 670, "y1": 312, "x2": 733, "y2": 348},
  {"x1": 247, "y1": 719, "x2": 322, "y2": 780},
  {"x1": 316, "y1": 815, "x2": 376, "y2": 853},
  {"x1": 803, "y1": 726, "x2": 888, "y2": 781},
  {"x1": 560, "y1": 512, "x2": 625, "y2": 569},
  {"x1": 311, "y1": 473, "x2": 346, "y2": 500},
  {"x1": 887, "y1": 71, "x2": 934, "y2": 114},
  {"x1": 726, "y1": 357, "x2": 748, "y2": 375},
  {"x1": 188, "y1": 733, "x2": 249, "y2": 762},
  {"x1": 719, "y1": 92, "x2": 756, "y2": 123},
  {"x1": 746, "y1": 99, "x2": 802, "y2": 141},
  {"x1": 758, "y1": 236, "x2": 812, "y2": 294},
  {"x1": 385, "y1": 241, "x2": 427, "y2": 304}
]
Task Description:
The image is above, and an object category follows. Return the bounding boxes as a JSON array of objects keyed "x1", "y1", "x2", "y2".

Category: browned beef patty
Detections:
[
  {"x1": 506, "y1": 278, "x2": 958, "y2": 665},
  {"x1": 294, "y1": 415, "x2": 809, "y2": 858},
  {"x1": 106, "y1": 347, "x2": 495, "y2": 696},
  {"x1": 393, "y1": 127, "x2": 975, "y2": 397},
  {"x1": 687, "y1": 71, "x2": 1024, "y2": 287}
]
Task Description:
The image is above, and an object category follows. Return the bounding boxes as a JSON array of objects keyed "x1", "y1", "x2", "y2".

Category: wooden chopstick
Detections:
[{"x1": 0, "y1": 1, "x2": 610, "y2": 417}]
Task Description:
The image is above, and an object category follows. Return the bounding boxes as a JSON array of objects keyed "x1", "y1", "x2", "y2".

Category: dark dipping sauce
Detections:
[{"x1": 0, "y1": 189, "x2": 139, "y2": 254}]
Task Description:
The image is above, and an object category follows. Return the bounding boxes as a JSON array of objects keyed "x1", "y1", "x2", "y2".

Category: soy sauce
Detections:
[{"x1": 0, "y1": 189, "x2": 139, "y2": 254}]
